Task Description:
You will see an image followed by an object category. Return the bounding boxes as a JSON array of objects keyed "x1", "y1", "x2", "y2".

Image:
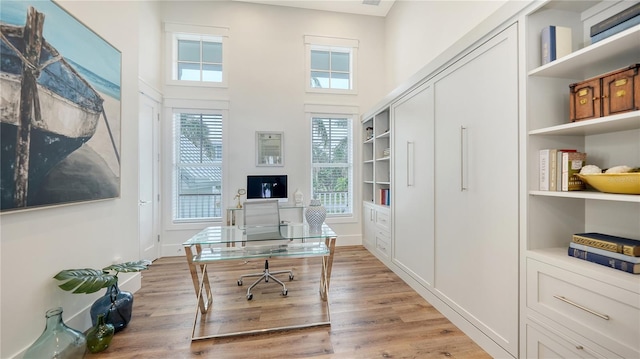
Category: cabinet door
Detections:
[
  {"x1": 433, "y1": 24, "x2": 519, "y2": 355},
  {"x1": 391, "y1": 82, "x2": 435, "y2": 287},
  {"x1": 362, "y1": 204, "x2": 376, "y2": 248}
]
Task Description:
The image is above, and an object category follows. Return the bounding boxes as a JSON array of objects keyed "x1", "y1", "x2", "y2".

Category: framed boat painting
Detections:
[{"x1": 0, "y1": 0, "x2": 121, "y2": 212}]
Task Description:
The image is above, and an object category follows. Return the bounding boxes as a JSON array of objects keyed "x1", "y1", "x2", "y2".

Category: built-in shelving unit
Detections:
[
  {"x1": 524, "y1": 1, "x2": 639, "y2": 357},
  {"x1": 362, "y1": 107, "x2": 392, "y2": 263},
  {"x1": 361, "y1": 108, "x2": 390, "y2": 207}
]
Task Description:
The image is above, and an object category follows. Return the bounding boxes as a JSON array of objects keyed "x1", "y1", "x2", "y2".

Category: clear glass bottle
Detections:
[{"x1": 24, "y1": 307, "x2": 86, "y2": 359}]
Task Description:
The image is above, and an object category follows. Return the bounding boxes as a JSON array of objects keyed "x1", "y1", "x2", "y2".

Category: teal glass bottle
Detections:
[
  {"x1": 86, "y1": 313, "x2": 115, "y2": 353},
  {"x1": 24, "y1": 307, "x2": 86, "y2": 359}
]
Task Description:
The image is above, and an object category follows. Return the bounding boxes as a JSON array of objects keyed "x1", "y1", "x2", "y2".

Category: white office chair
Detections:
[{"x1": 237, "y1": 200, "x2": 294, "y2": 300}]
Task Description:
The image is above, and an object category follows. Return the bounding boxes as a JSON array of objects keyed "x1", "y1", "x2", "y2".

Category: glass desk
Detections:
[{"x1": 182, "y1": 223, "x2": 337, "y2": 340}]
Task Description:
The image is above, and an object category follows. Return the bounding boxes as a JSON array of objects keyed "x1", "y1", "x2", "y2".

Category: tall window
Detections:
[
  {"x1": 173, "y1": 111, "x2": 223, "y2": 221},
  {"x1": 175, "y1": 36, "x2": 223, "y2": 82},
  {"x1": 311, "y1": 116, "x2": 353, "y2": 215},
  {"x1": 304, "y1": 35, "x2": 358, "y2": 94},
  {"x1": 310, "y1": 47, "x2": 351, "y2": 90}
]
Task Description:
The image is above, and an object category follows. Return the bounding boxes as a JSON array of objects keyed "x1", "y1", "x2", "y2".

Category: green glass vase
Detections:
[{"x1": 86, "y1": 313, "x2": 115, "y2": 353}]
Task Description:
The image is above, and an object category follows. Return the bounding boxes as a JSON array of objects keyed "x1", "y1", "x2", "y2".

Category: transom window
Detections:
[
  {"x1": 310, "y1": 47, "x2": 351, "y2": 90},
  {"x1": 164, "y1": 23, "x2": 229, "y2": 87},
  {"x1": 311, "y1": 116, "x2": 353, "y2": 215},
  {"x1": 304, "y1": 35, "x2": 358, "y2": 94},
  {"x1": 173, "y1": 111, "x2": 223, "y2": 221},
  {"x1": 176, "y1": 36, "x2": 222, "y2": 82}
]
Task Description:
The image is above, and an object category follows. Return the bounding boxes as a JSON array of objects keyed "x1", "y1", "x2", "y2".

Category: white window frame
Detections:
[
  {"x1": 304, "y1": 35, "x2": 358, "y2": 94},
  {"x1": 163, "y1": 99, "x2": 229, "y2": 230},
  {"x1": 306, "y1": 104, "x2": 358, "y2": 222},
  {"x1": 164, "y1": 22, "x2": 229, "y2": 88}
]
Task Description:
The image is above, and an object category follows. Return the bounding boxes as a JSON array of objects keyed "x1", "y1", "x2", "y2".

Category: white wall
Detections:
[
  {"x1": 158, "y1": 1, "x2": 387, "y2": 256},
  {"x1": 139, "y1": 1, "x2": 163, "y2": 92},
  {"x1": 384, "y1": 0, "x2": 506, "y2": 92},
  {"x1": 0, "y1": 1, "x2": 144, "y2": 358}
]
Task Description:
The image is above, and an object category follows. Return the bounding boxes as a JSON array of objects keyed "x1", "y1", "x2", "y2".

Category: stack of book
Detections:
[
  {"x1": 591, "y1": 3, "x2": 640, "y2": 43},
  {"x1": 539, "y1": 149, "x2": 586, "y2": 191},
  {"x1": 379, "y1": 188, "x2": 390, "y2": 206},
  {"x1": 568, "y1": 232, "x2": 640, "y2": 274}
]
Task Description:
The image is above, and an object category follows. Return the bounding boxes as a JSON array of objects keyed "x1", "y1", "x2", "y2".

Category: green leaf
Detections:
[
  {"x1": 103, "y1": 260, "x2": 152, "y2": 274},
  {"x1": 53, "y1": 269, "x2": 116, "y2": 294}
]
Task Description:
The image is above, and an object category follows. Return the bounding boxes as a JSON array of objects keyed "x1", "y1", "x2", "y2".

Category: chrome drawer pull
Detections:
[{"x1": 553, "y1": 295, "x2": 610, "y2": 320}]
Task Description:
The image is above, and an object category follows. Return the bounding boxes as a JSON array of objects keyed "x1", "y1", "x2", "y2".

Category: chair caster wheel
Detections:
[
  {"x1": 289, "y1": 274, "x2": 294, "y2": 281},
  {"x1": 237, "y1": 280, "x2": 243, "y2": 286},
  {"x1": 247, "y1": 293, "x2": 253, "y2": 300},
  {"x1": 282, "y1": 289, "x2": 288, "y2": 296}
]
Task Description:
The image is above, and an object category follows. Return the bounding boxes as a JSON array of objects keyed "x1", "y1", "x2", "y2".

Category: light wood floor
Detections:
[{"x1": 87, "y1": 246, "x2": 490, "y2": 359}]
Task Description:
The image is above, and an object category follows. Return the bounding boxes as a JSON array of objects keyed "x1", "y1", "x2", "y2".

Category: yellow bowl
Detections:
[{"x1": 577, "y1": 173, "x2": 640, "y2": 195}]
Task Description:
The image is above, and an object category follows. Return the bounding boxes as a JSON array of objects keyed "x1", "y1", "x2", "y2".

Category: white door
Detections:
[
  {"x1": 139, "y1": 93, "x2": 160, "y2": 261},
  {"x1": 391, "y1": 81, "x2": 435, "y2": 288}
]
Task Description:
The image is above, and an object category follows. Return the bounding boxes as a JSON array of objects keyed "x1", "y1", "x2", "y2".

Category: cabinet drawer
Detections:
[
  {"x1": 375, "y1": 210, "x2": 390, "y2": 230},
  {"x1": 527, "y1": 259, "x2": 640, "y2": 358},
  {"x1": 375, "y1": 230, "x2": 390, "y2": 258},
  {"x1": 526, "y1": 320, "x2": 607, "y2": 359}
]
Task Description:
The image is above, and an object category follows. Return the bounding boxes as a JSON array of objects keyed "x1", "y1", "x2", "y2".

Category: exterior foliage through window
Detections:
[
  {"x1": 311, "y1": 117, "x2": 353, "y2": 215},
  {"x1": 173, "y1": 112, "x2": 223, "y2": 220}
]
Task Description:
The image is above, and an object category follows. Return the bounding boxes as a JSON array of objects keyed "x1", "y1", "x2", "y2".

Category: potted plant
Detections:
[{"x1": 54, "y1": 260, "x2": 151, "y2": 332}]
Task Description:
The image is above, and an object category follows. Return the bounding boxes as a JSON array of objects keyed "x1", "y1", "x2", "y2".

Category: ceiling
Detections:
[{"x1": 232, "y1": 0, "x2": 397, "y2": 17}]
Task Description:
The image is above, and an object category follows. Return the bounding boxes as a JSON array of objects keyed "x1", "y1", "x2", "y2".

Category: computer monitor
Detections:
[{"x1": 246, "y1": 175, "x2": 288, "y2": 203}]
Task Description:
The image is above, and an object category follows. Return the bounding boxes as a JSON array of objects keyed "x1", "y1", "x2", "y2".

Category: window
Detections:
[
  {"x1": 310, "y1": 47, "x2": 351, "y2": 90},
  {"x1": 311, "y1": 116, "x2": 353, "y2": 215},
  {"x1": 304, "y1": 36, "x2": 358, "y2": 94},
  {"x1": 175, "y1": 36, "x2": 222, "y2": 82},
  {"x1": 164, "y1": 23, "x2": 229, "y2": 87},
  {"x1": 173, "y1": 111, "x2": 223, "y2": 221}
]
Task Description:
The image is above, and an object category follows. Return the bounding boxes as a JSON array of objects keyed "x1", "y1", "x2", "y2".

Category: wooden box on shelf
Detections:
[
  {"x1": 602, "y1": 63, "x2": 640, "y2": 117},
  {"x1": 569, "y1": 77, "x2": 601, "y2": 122},
  {"x1": 570, "y1": 63, "x2": 640, "y2": 122}
]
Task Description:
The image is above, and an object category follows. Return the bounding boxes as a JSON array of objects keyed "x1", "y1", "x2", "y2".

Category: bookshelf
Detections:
[
  {"x1": 525, "y1": 1, "x2": 640, "y2": 357},
  {"x1": 361, "y1": 108, "x2": 390, "y2": 207},
  {"x1": 361, "y1": 107, "x2": 391, "y2": 263}
]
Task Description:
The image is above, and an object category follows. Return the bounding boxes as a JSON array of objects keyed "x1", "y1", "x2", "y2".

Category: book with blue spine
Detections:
[
  {"x1": 591, "y1": 15, "x2": 640, "y2": 43},
  {"x1": 541, "y1": 25, "x2": 572, "y2": 65},
  {"x1": 572, "y1": 232, "x2": 640, "y2": 257},
  {"x1": 590, "y1": 2, "x2": 640, "y2": 36},
  {"x1": 568, "y1": 246, "x2": 640, "y2": 274},
  {"x1": 569, "y1": 242, "x2": 640, "y2": 264}
]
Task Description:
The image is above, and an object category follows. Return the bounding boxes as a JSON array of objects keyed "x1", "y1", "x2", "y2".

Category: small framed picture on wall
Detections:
[{"x1": 256, "y1": 131, "x2": 283, "y2": 166}]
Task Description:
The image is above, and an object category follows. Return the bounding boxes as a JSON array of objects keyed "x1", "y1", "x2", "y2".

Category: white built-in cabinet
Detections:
[
  {"x1": 362, "y1": 1, "x2": 640, "y2": 358},
  {"x1": 391, "y1": 82, "x2": 435, "y2": 287},
  {"x1": 381, "y1": 24, "x2": 520, "y2": 358},
  {"x1": 362, "y1": 105, "x2": 392, "y2": 264},
  {"x1": 432, "y1": 23, "x2": 520, "y2": 356},
  {"x1": 524, "y1": 1, "x2": 640, "y2": 358}
]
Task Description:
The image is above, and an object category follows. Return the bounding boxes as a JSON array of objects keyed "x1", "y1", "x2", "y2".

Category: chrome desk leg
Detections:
[
  {"x1": 185, "y1": 244, "x2": 213, "y2": 314},
  {"x1": 320, "y1": 236, "x2": 336, "y2": 301}
]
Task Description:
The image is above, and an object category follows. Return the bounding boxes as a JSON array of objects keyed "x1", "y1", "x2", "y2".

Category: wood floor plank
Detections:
[{"x1": 85, "y1": 246, "x2": 490, "y2": 359}]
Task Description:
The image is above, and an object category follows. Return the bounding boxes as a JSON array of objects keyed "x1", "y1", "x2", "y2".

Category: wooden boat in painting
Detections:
[{"x1": 0, "y1": 6, "x2": 104, "y2": 210}]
